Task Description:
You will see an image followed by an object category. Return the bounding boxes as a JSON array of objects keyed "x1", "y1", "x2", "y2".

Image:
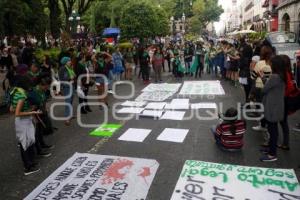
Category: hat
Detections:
[
  {"x1": 252, "y1": 56, "x2": 260, "y2": 62},
  {"x1": 60, "y1": 57, "x2": 71, "y2": 65}
]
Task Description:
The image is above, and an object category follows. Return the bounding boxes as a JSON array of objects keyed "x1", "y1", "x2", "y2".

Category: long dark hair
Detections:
[
  {"x1": 280, "y1": 54, "x2": 292, "y2": 73},
  {"x1": 270, "y1": 55, "x2": 287, "y2": 83},
  {"x1": 222, "y1": 107, "x2": 238, "y2": 135}
]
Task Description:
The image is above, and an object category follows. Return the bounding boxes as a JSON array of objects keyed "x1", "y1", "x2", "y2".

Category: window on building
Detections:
[{"x1": 282, "y1": 13, "x2": 290, "y2": 32}]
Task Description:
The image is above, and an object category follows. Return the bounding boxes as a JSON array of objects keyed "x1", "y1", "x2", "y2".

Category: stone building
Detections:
[{"x1": 277, "y1": 0, "x2": 300, "y2": 36}]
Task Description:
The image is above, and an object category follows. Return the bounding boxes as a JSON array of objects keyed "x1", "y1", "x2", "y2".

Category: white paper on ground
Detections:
[
  {"x1": 117, "y1": 107, "x2": 144, "y2": 114},
  {"x1": 145, "y1": 102, "x2": 167, "y2": 110},
  {"x1": 142, "y1": 83, "x2": 182, "y2": 92},
  {"x1": 191, "y1": 103, "x2": 217, "y2": 109},
  {"x1": 118, "y1": 128, "x2": 152, "y2": 142},
  {"x1": 157, "y1": 128, "x2": 189, "y2": 143},
  {"x1": 164, "y1": 103, "x2": 190, "y2": 110},
  {"x1": 135, "y1": 91, "x2": 175, "y2": 102},
  {"x1": 170, "y1": 99, "x2": 190, "y2": 105},
  {"x1": 121, "y1": 101, "x2": 147, "y2": 107},
  {"x1": 160, "y1": 111, "x2": 186, "y2": 120},
  {"x1": 179, "y1": 81, "x2": 225, "y2": 95},
  {"x1": 139, "y1": 110, "x2": 164, "y2": 118}
]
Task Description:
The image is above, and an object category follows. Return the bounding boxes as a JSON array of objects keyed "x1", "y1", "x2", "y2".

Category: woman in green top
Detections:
[{"x1": 10, "y1": 75, "x2": 42, "y2": 175}]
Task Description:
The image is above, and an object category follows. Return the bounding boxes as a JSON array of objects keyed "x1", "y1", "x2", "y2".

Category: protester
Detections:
[
  {"x1": 139, "y1": 46, "x2": 150, "y2": 84},
  {"x1": 76, "y1": 53, "x2": 92, "y2": 114},
  {"x1": 152, "y1": 47, "x2": 164, "y2": 83},
  {"x1": 112, "y1": 47, "x2": 124, "y2": 82},
  {"x1": 238, "y1": 37, "x2": 253, "y2": 102},
  {"x1": 58, "y1": 57, "x2": 75, "y2": 126},
  {"x1": 260, "y1": 56, "x2": 286, "y2": 162},
  {"x1": 10, "y1": 75, "x2": 41, "y2": 175},
  {"x1": 211, "y1": 107, "x2": 246, "y2": 150},
  {"x1": 124, "y1": 48, "x2": 134, "y2": 80}
]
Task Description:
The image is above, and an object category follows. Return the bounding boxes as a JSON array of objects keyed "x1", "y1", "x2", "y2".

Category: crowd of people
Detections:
[{"x1": 0, "y1": 34, "x2": 300, "y2": 175}]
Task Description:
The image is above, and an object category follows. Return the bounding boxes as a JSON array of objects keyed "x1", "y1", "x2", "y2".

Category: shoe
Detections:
[
  {"x1": 42, "y1": 144, "x2": 55, "y2": 150},
  {"x1": 293, "y1": 123, "x2": 300, "y2": 132},
  {"x1": 38, "y1": 151, "x2": 52, "y2": 158},
  {"x1": 24, "y1": 165, "x2": 40, "y2": 176},
  {"x1": 260, "y1": 155, "x2": 277, "y2": 162},
  {"x1": 252, "y1": 125, "x2": 267, "y2": 132},
  {"x1": 277, "y1": 144, "x2": 290, "y2": 151},
  {"x1": 108, "y1": 90, "x2": 115, "y2": 94}
]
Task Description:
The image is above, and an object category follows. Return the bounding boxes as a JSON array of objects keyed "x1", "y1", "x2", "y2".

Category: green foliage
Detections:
[
  {"x1": 119, "y1": 1, "x2": 169, "y2": 39},
  {"x1": 118, "y1": 42, "x2": 133, "y2": 50},
  {"x1": 34, "y1": 48, "x2": 61, "y2": 64}
]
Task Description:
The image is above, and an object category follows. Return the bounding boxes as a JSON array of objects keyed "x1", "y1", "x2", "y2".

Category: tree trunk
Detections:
[{"x1": 48, "y1": 0, "x2": 61, "y2": 39}]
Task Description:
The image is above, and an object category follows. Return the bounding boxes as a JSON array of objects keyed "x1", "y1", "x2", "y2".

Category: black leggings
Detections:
[
  {"x1": 141, "y1": 65, "x2": 149, "y2": 81},
  {"x1": 19, "y1": 144, "x2": 36, "y2": 170}
]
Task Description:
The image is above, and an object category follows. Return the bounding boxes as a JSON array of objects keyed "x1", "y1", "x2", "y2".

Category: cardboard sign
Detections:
[
  {"x1": 179, "y1": 81, "x2": 225, "y2": 95},
  {"x1": 90, "y1": 124, "x2": 122, "y2": 137},
  {"x1": 25, "y1": 153, "x2": 159, "y2": 200},
  {"x1": 171, "y1": 160, "x2": 300, "y2": 200}
]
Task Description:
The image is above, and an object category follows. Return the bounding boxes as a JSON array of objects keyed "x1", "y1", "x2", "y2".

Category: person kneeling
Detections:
[{"x1": 211, "y1": 108, "x2": 246, "y2": 150}]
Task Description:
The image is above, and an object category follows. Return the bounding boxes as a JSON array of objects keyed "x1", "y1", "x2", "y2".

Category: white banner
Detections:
[
  {"x1": 171, "y1": 160, "x2": 300, "y2": 200},
  {"x1": 179, "y1": 81, "x2": 225, "y2": 95},
  {"x1": 142, "y1": 83, "x2": 182, "y2": 93},
  {"x1": 25, "y1": 153, "x2": 159, "y2": 200}
]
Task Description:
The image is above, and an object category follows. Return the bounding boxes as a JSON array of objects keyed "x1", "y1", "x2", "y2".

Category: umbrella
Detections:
[
  {"x1": 237, "y1": 30, "x2": 257, "y2": 34},
  {"x1": 102, "y1": 28, "x2": 120, "y2": 37}
]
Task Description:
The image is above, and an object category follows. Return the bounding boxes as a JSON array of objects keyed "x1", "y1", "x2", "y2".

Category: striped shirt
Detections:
[
  {"x1": 216, "y1": 120, "x2": 246, "y2": 149},
  {"x1": 10, "y1": 87, "x2": 31, "y2": 112}
]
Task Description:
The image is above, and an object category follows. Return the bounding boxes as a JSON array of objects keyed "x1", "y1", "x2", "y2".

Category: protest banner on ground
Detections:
[
  {"x1": 179, "y1": 81, "x2": 225, "y2": 95},
  {"x1": 89, "y1": 124, "x2": 122, "y2": 137},
  {"x1": 170, "y1": 160, "x2": 300, "y2": 200},
  {"x1": 24, "y1": 153, "x2": 159, "y2": 200}
]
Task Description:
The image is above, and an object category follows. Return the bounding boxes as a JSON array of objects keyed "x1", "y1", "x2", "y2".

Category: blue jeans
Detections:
[
  {"x1": 211, "y1": 125, "x2": 221, "y2": 146},
  {"x1": 62, "y1": 84, "x2": 74, "y2": 118}
]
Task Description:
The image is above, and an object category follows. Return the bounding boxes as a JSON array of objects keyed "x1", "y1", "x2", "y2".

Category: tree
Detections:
[
  {"x1": 119, "y1": 1, "x2": 169, "y2": 40},
  {"x1": 189, "y1": 0, "x2": 223, "y2": 34}
]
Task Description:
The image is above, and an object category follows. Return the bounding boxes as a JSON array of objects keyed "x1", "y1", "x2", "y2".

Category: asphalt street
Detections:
[{"x1": 0, "y1": 73, "x2": 300, "y2": 200}]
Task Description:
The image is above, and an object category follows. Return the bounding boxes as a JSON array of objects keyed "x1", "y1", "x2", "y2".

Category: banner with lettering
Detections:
[
  {"x1": 24, "y1": 153, "x2": 159, "y2": 200},
  {"x1": 171, "y1": 160, "x2": 300, "y2": 200}
]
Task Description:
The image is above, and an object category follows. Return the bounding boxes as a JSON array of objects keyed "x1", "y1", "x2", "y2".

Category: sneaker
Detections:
[
  {"x1": 260, "y1": 148, "x2": 269, "y2": 154},
  {"x1": 24, "y1": 165, "x2": 40, "y2": 176},
  {"x1": 252, "y1": 125, "x2": 267, "y2": 132},
  {"x1": 293, "y1": 123, "x2": 300, "y2": 132},
  {"x1": 108, "y1": 90, "x2": 115, "y2": 94},
  {"x1": 38, "y1": 151, "x2": 52, "y2": 158},
  {"x1": 260, "y1": 155, "x2": 277, "y2": 162}
]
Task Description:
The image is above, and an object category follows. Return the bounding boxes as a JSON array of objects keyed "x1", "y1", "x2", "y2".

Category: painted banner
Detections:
[
  {"x1": 179, "y1": 81, "x2": 225, "y2": 95},
  {"x1": 135, "y1": 91, "x2": 175, "y2": 102},
  {"x1": 89, "y1": 124, "x2": 122, "y2": 137},
  {"x1": 170, "y1": 160, "x2": 300, "y2": 200},
  {"x1": 142, "y1": 83, "x2": 182, "y2": 92},
  {"x1": 25, "y1": 153, "x2": 159, "y2": 200}
]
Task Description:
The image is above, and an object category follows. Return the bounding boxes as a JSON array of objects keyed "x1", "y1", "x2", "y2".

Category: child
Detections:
[{"x1": 211, "y1": 107, "x2": 246, "y2": 150}]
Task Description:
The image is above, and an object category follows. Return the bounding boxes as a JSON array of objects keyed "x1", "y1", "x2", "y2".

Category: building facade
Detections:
[{"x1": 277, "y1": 0, "x2": 300, "y2": 36}]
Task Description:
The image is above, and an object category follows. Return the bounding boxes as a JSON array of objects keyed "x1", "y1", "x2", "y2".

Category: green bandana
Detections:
[{"x1": 66, "y1": 65, "x2": 76, "y2": 79}]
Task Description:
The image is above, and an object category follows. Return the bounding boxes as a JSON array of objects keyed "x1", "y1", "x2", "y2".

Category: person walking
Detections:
[
  {"x1": 124, "y1": 48, "x2": 134, "y2": 80},
  {"x1": 112, "y1": 47, "x2": 124, "y2": 82}
]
